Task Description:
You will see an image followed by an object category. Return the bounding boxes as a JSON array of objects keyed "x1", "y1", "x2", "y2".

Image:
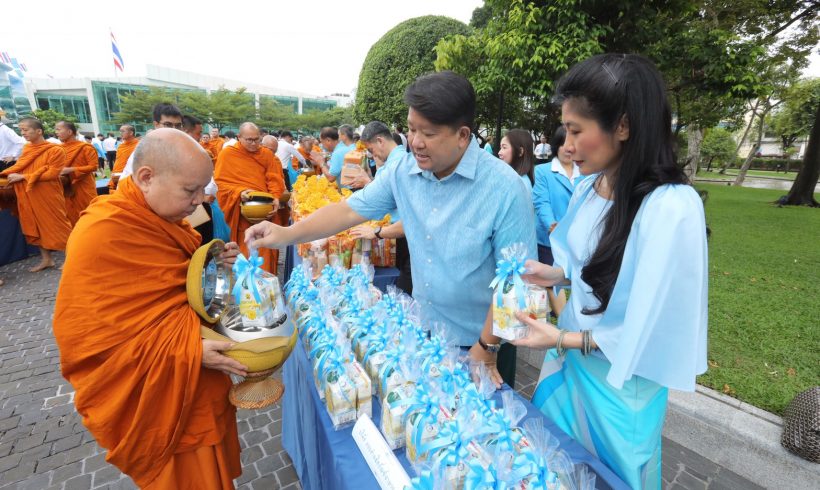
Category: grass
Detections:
[
  {"x1": 695, "y1": 183, "x2": 820, "y2": 414},
  {"x1": 696, "y1": 169, "x2": 799, "y2": 181}
]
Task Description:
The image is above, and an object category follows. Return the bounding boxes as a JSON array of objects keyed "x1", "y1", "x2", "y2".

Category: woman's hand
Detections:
[
  {"x1": 245, "y1": 221, "x2": 289, "y2": 250},
  {"x1": 6, "y1": 173, "x2": 24, "y2": 184},
  {"x1": 468, "y1": 342, "x2": 503, "y2": 389},
  {"x1": 521, "y1": 259, "x2": 565, "y2": 287},
  {"x1": 201, "y1": 339, "x2": 248, "y2": 376},
  {"x1": 219, "y1": 242, "x2": 241, "y2": 265},
  {"x1": 510, "y1": 311, "x2": 561, "y2": 349},
  {"x1": 349, "y1": 225, "x2": 376, "y2": 240}
]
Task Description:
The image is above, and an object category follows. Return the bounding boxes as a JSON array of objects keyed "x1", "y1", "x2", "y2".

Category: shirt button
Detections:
[
  {"x1": 426, "y1": 235, "x2": 431, "y2": 240},
  {"x1": 427, "y1": 258, "x2": 432, "y2": 264},
  {"x1": 425, "y1": 283, "x2": 430, "y2": 287}
]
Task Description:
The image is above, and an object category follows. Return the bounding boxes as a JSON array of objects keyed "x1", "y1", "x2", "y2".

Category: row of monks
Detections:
[{"x1": 1, "y1": 104, "x2": 330, "y2": 487}]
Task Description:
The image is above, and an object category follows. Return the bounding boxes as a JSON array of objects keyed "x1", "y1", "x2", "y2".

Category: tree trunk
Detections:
[
  {"x1": 735, "y1": 111, "x2": 767, "y2": 186},
  {"x1": 783, "y1": 103, "x2": 820, "y2": 206},
  {"x1": 723, "y1": 100, "x2": 761, "y2": 174},
  {"x1": 683, "y1": 126, "x2": 703, "y2": 181}
]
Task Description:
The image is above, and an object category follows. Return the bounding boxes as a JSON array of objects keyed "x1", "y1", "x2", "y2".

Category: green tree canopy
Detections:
[
  {"x1": 770, "y1": 77, "x2": 820, "y2": 154},
  {"x1": 354, "y1": 15, "x2": 470, "y2": 126},
  {"x1": 700, "y1": 127, "x2": 737, "y2": 168},
  {"x1": 32, "y1": 109, "x2": 77, "y2": 136}
]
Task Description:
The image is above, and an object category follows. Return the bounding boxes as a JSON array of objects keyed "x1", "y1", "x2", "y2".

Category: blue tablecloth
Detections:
[
  {"x1": 283, "y1": 245, "x2": 400, "y2": 293},
  {"x1": 0, "y1": 209, "x2": 36, "y2": 266},
  {"x1": 281, "y1": 335, "x2": 628, "y2": 490}
]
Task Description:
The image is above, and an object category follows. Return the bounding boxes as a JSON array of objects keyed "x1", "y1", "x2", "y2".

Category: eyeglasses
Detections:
[
  {"x1": 160, "y1": 122, "x2": 184, "y2": 129},
  {"x1": 241, "y1": 137, "x2": 261, "y2": 143}
]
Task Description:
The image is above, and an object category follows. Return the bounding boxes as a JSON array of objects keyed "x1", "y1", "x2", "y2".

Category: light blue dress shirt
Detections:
[
  {"x1": 373, "y1": 145, "x2": 405, "y2": 222},
  {"x1": 532, "y1": 158, "x2": 581, "y2": 247},
  {"x1": 328, "y1": 141, "x2": 355, "y2": 182},
  {"x1": 92, "y1": 140, "x2": 105, "y2": 159},
  {"x1": 347, "y1": 137, "x2": 537, "y2": 345}
]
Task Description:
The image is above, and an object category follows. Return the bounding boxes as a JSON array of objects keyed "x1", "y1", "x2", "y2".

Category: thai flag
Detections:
[
  {"x1": 0, "y1": 52, "x2": 10, "y2": 64},
  {"x1": 111, "y1": 31, "x2": 124, "y2": 72},
  {"x1": 19, "y1": 63, "x2": 27, "y2": 72}
]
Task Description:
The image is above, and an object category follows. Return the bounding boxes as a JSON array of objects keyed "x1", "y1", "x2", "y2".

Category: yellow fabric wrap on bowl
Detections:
[
  {"x1": 200, "y1": 325, "x2": 298, "y2": 373},
  {"x1": 186, "y1": 239, "x2": 227, "y2": 324}
]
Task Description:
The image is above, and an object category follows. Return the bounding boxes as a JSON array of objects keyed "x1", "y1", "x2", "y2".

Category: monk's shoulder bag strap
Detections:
[{"x1": 781, "y1": 386, "x2": 820, "y2": 463}]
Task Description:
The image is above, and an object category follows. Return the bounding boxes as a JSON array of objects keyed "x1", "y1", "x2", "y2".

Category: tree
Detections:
[
  {"x1": 208, "y1": 87, "x2": 256, "y2": 130},
  {"x1": 782, "y1": 81, "x2": 820, "y2": 206},
  {"x1": 32, "y1": 109, "x2": 77, "y2": 136},
  {"x1": 354, "y1": 16, "x2": 470, "y2": 126},
  {"x1": 700, "y1": 127, "x2": 737, "y2": 172},
  {"x1": 113, "y1": 86, "x2": 185, "y2": 127},
  {"x1": 770, "y1": 78, "x2": 820, "y2": 156}
]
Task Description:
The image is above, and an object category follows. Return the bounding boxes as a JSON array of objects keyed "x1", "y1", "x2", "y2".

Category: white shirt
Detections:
[
  {"x1": 223, "y1": 138, "x2": 237, "y2": 149},
  {"x1": 46, "y1": 137, "x2": 61, "y2": 144},
  {"x1": 551, "y1": 157, "x2": 581, "y2": 181},
  {"x1": 535, "y1": 143, "x2": 551, "y2": 159},
  {"x1": 103, "y1": 137, "x2": 117, "y2": 152},
  {"x1": 76, "y1": 134, "x2": 86, "y2": 142},
  {"x1": 204, "y1": 178, "x2": 218, "y2": 196},
  {"x1": 0, "y1": 123, "x2": 24, "y2": 160},
  {"x1": 397, "y1": 132, "x2": 408, "y2": 148},
  {"x1": 275, "y1": 139, "x2": 305, "y2": 169}
]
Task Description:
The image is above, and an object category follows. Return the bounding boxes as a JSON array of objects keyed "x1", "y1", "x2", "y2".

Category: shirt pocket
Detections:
[{"x1": 444, "y1": 224, "x2": 488, "y2": 269}]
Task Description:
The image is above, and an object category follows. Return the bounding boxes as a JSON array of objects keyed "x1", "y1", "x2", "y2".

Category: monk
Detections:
[
  {"x1": 56, "y1": 121, "x2": 98, "y2": 225},
  {"x1": 201, "y1": 133, "x2": 213, "y2": 156},
  {"x1": 214, "y1": 122, "x2": 284, "y2": 274},
  {"x1": 53, "y1": 129, "x2": 246, "y2": 489},
  {"x1": 109, "y1": 124, "x2": 138, "y2": 190},
  {"x1": 0, "y1": 117, "x2": 72, "y2": 272},
  {"x1": 209, "y1": 127, "x2": 225, "y2": 157}
]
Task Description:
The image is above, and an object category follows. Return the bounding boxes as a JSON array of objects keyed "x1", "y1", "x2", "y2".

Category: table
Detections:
[
  {"x1": 281, "y1": 335, "x2": 628, "y2": 490},
  {"x1": 283, "y1": 245, "x2": 400, "y2": 292},
  {"x1": 0, "y1": 210, "x2": 37, "y2": 266}
]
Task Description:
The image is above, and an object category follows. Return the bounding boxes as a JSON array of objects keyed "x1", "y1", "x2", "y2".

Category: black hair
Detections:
[
  {"x1": 224, "y1": 130, "x2": 236, "y2": 139},
  {"x1": 392, "y1": 133, "x2": 403, "y2": 146},
  {"x1": 550, "y1": 126, "x2": 566, "y2": 156},
  {"x1": 338, "y1": 124, "x2": 354, "y2": 140},
  {"x1": 554, "y1": 53, "x2": 685, "y2": 315},
  {"x1": 404, "y1": 71, "x2": 475, "y2": 131},
  {"x1": 152, "y1": 102, "x2": 182, "y2": 123},
  {"x1": 503, "y1": 129, "x2": 534, "y2": 184},
  {"x1": 395, "y1": 124, "x2": 404, "y2": 133},
  {"x1": 320, "y1": 126, "x2": 339, "y2": 141},
  {"x1": 19, "y1": 117, "x2": 44, "y2": 132},
  {"x1": 57, "y1": 120, "x2": 77, "y2": 135},
  {"x1": 96, "y1": 133, "x2": 104, "y2": 137},
  {"x1": 361, "y1": 121, "x2": 392, "y2": 142},
  {"x1": 280, "y1": 130, "x2": 293, "y2": 139},
  {"x1": 182, "y1": 115, "x2": 202, "y2": 131}
]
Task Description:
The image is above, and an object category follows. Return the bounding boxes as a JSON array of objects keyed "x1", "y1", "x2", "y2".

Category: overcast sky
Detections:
[{"x1": 2, "y1": 0, "x2": 817, "y2": 97}]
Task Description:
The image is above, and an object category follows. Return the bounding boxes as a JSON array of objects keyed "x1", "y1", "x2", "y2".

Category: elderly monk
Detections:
[
  {"x1": 209, "y1": 127, "x2": 225, "y2": 157},
  {"x1": 214, "y1": 122, "x2": 284, "y2": 274},
  {"x1": 0, "y1": 117, "x2": 72, "y2": 272},
  {"x1": 56, "y1": 121, "x2": 98, "y2": 225},
  {"x1": 109, "y1": 124, "x2": 138, "y2": 191},
  {"x1": 54, "y1": 129, "x2": 246, "y2": 489}
]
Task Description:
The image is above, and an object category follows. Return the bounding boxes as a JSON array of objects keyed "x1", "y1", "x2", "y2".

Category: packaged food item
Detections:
[
  {"x1": 380, "y1": 382, "x2": 416, "y2": 449},
  {"x1": 323, "y1": 359, "x2": 371, "y2": 429},
  {"x1": 490, "y1": 243, "x2": 548, "y2": 341},
  {"x1": 232, "y1": 251, "x2": 277, "y2": 328}
]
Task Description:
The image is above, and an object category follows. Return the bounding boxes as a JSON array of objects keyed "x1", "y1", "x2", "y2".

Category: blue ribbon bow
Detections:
[
  {"x1": 232, "y1": 250, "x2": 265, "y2": 304},
  {"x1": 488, "y1": 257, "x2": 528, "y2": 310}
]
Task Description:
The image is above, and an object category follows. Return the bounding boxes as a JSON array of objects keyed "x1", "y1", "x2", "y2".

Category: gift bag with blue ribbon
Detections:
[
  {"x1": 232, "y1": 248, "x2": 278, "y2": 328},
  {"x1": 489, "y1": 243, "x2": 549, "y2": 341}
]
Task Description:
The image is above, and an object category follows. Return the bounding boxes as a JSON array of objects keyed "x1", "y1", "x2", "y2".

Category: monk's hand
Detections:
[
  {"x1": 220, "y1": 242, "x2": 240, "y2": 265},
  {"x1": 521, "y1": 259, "x2": 565, "y2": 287},
  {"x1": 60, "y1": 167, "x2": 75, "y2": 176},
  {"x1": 245, "y1": 221, "x2": 286, "y2": 250},
  {"x1": 202, "y1": 340, "x2": 248, "y2": 377},
  {"x1": 510, "y1": 311, "x2": 560, "y2": 349},
  {"x1": 6, "y1": 173, "x2": 24, "y2": 184},
  {"x1": 266, "y1": 199, "x2": 280, "y2": 217},
  {"x1": 240, "y1": 189, "x2": 253, "y2": 203}
]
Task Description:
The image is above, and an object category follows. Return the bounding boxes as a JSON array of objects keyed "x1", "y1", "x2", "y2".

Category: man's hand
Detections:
[
  {"x1": 521, "y1": 259, "x2": 566, "y2": 287},
  {"x1": 219, "y1": 242, "x2": 240, "y2": 266},
  {"x1": 202, "y1": 339, "x2": 248, "y2": 376},
  {"x1": 6, "y1": 173, "x2": 24, "y2": 184},
  {"x1": 510, "y1": 311, "x2": 560, "y2": 349},
  {"x1": 349, "y1": 225, "x2": 376, "y2": 240},
  {"x1": 245, "y1": 221, "x2": 289, "y2": 250},
  {"x1": 60, "y1": 167, "x2": 75, "y2": 176},
  {"x1": 468, "y1": 342, "x2": 503, "y2": 389},
  {"x1": 350, "y1": 173, "x2": 372, "y2": 189}
]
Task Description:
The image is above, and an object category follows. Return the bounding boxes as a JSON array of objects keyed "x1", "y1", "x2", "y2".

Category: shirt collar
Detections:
[
  {"x1": 408, "y1": 137, "x2": 480, "y2": 181},
  {"x1": 551, "y1": 157, "x2": 580, "y2": 180}
]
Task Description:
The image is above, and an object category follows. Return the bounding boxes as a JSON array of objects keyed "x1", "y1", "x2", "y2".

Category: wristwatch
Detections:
[
  {"x1": 478, "y1": 337, "x2": 501, "y2": 354},
  {"x1": 374, "y1": 226, "x2": 383, "y2": 239}
]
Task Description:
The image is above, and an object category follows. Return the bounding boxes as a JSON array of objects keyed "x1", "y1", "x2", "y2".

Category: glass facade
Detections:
[
  {"x1": 36, "y1": 94, "x2": 91, "y2": 123},
  {"x1": 302, "y1": 98, "x2": 337, "y2": 113},
  {"x1": 91, "y1": 81, "x2": 154, "y2": 134},
  {"x1": 261, "y1": 94, "x2": 298, "y2": 113}
]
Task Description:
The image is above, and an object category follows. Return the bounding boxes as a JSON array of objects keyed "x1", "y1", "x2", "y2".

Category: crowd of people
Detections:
[{"x1": 0, "y1": 53, "x2": 708, "y2": 489}]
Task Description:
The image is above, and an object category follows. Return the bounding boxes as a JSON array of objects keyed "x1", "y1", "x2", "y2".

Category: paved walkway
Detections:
[{"x1": 0, "y1": 254, "x2": 764, "y2": 489}]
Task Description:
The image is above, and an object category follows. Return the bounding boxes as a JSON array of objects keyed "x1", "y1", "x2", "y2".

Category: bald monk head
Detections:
[
  {"x1": 119, "y1": 124, "x2": 136, "y2": 143},
  {"x1": 209, "y1": 127, "x2": 220, "y2": 139},
  {"x1": 261, "y1": 134, "x2": 278, "y2": 155},
  {"x1": 131, "y1": 129, "x2": 212, "y2": 223},
  {"x1": 238, "y1": 122, "x2": 262, "y2": 153},
  {"x1": 18, "y1": 117, "x2": 46, "y2": 144}
]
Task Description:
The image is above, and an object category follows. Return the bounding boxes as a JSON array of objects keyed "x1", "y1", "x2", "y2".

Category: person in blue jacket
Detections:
[
  {"x1": 532, "y1": 125, "x2": 580, "y2": 315},
  {"x1": 501, "y1": 54, "x2": 708, "y2": 489}
]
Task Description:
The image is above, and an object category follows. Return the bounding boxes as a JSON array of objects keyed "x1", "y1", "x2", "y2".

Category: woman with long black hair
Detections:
[{"x1": 483, "y1": 54, "x2": 709, "y2": 488}]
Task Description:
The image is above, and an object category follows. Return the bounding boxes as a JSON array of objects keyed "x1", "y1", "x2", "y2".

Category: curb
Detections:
[
  {"x1": 517, "y1": 347, "x2": 819, "y2": 490},
  {"x1": 664, "y1": 385, "x2": 818, "y2": 490}
]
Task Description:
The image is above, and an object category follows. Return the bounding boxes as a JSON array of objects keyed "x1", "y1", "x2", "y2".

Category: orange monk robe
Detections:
[
  {"x1": 53, "y1": 177, "x2": 241, "y2": 489},
  {"x1": 61, "y1": 140, "x2": 99, "y2": 225},
  {"x1": 0, "y1": 142, "x2": 72, "y2": 250},
  {"x1": 109, "y1": 138, "x2": 139, "y2": 190},
  {"x1": 311, "y1": 144, "x2": 324, "y2": 175},
  {"x1": 296, "y1": 146, "x2": 311, "y2": 171},
  {"x1": 210, "y1": 137, "x2": 225, "y2": 158},
  {"x1": 214, "y1": 143, "x2": 284, "y2": 274}
]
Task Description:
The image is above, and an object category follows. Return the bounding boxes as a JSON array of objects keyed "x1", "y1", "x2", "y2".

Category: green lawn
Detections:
[
  {"x1": 697, "y1": 169, "x2": 798, "y2": 181},
  {"x1": 695, "y1": 183, "x2": 820, "y2": 414}
]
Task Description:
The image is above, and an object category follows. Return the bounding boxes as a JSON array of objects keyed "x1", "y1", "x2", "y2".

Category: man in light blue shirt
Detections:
[
  {"x1": 245, "y1": 72, "x2": 536, "y2": 387},
  {"x1": 322, "y1": 124, "x2": 356, "y2": 185}
]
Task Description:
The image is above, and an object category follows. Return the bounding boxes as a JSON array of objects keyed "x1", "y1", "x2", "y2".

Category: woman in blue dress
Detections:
[{"x1": 487, "y1": 54, "x2": 708, "y2": 488}]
